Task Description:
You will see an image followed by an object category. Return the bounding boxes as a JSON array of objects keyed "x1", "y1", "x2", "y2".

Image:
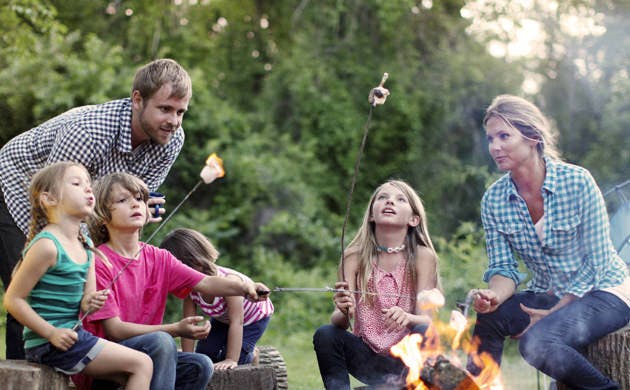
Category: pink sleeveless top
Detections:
[{"x1": 354, "y1": 259, "x2": 416, "y2": 354}]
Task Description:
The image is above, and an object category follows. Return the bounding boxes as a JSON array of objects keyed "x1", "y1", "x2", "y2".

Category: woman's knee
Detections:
[{"x1": 518, "y1": 328, "x2": 547, "y2": 367}]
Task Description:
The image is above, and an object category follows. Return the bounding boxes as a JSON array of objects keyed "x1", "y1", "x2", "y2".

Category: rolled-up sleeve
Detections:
[{"x1": 481, "y1": 192, "x2": 526, "y2": 286}]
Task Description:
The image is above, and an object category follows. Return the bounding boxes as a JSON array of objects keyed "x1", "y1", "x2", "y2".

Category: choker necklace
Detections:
[{"x1": 376, "y1": 243, "x2": 406, "y2": 254}]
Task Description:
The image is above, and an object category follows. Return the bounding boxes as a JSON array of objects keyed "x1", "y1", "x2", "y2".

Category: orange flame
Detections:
[
  {"x1": 390, "y1": 313, "x2": 504, "y2": 389},
  {"x1": 200, "y1": 153, "x2": 225, "y2": 184}
]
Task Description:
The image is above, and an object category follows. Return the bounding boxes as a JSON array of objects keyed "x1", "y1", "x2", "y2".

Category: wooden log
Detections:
[
  {"x1": 207, "y1": 364, "x2": 276, "y2": 390},
  {"x1": 557, "y1": 327, "x2": 630, "y2": 390},
  {"x1": 258, "y1": 345, "x2": 289, "y2": 390},
  {"x1": 0, "y1": 359, "x2": 71, "y2": 390}
]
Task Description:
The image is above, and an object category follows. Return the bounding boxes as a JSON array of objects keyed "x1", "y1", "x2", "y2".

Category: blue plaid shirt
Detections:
[
  {"x1": 481, "y1": 157, "x2": 628, "y2": 298},
  {"x1": 0, "y1": 98, "x2": 184, "y2": 234}
]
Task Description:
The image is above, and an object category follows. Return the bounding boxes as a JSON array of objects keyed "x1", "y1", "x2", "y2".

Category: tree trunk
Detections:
[{"x1": 557, "y1": 327, "x2": 630, "y2": 390}]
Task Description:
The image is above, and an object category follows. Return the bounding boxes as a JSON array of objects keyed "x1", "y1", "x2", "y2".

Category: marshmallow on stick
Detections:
[{"x1": 200, "y1": 153, "x2": 225, "y2": 184}]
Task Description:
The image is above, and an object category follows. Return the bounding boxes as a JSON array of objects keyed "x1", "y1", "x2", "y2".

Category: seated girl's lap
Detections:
[{"x1": 25, "y1": 328, "x2": 106, "y2": 375}]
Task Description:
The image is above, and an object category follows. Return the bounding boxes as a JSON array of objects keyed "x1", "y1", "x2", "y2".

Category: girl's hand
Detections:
[
  {"x1": 49, "y1": 328, "x2": 78, "y2": 351},
  {"x1": 84, "y1": 289, "x2": 109, "y2": 313},
  {"x1": 177, "y1": 316, "x2": 211, "y2": 339},
  {"x1": 214, "y1": 358, "x2": 238, "y2": 370},
  {"x1": 333, "y1": 281, "x2": 355, "y2": 318},
  {"x1": 382, "y1": 306, "x2": 409, "y2": 332},
  {"x1": 472, "y1": 289, "x2": 500, "y2": 314},
  {"x1": 514, "y1": 304, "x2": 550, "y2": 338}
]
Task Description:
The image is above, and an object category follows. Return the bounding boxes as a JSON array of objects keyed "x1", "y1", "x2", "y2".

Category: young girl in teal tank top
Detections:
[{"x1": 3, "y1": 161, "x2": 152, "y2": 388}]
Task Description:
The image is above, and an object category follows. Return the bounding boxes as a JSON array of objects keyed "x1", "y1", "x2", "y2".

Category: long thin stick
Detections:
[{"x1": 272, "y1": 286, "x2": 415, "y2": 300}]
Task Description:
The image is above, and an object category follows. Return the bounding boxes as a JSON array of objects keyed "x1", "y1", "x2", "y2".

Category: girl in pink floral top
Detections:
[{"x1": 313, "y1": 180, "x2": 441, "y2": 389}]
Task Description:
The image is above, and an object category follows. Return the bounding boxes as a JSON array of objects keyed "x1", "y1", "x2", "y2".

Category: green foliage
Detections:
[{"x1": 1, "y1": 1, "x2": 627, "y2": 383}]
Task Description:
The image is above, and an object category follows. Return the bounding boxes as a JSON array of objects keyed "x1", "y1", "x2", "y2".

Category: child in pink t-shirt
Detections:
[
  {"x1": 160, "y1": 228, "x2": 274, "y2": 370},
  {"x1": 81, "y1": 172, "x2": 269, "y2": 390},
  {"x1": 313, "y1": 180, "x2": 442, "y2": 389}
]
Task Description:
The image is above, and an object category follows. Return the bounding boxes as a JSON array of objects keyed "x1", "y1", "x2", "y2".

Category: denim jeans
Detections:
[
  {"x1": 468, "y1": 290, "x2": 630, "y2": 390},
  {"x1": 93, "y1": 331, "x2": 213, "y2": 390},
  {"x1": 313, "y1": 324, "x2": 428, "y2": 390},
  {"x1": 196, "y1": 316, "x2": 270, "y2": 364}
]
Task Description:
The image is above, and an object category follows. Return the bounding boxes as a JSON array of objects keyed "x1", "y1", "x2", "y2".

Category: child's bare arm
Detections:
[
  {"x1": 194, "y1": 275, "x2": 269, "y2": 301},
  {"x1": 181, "y1": 297, "x2": 198, "y2": 352},
  {"x1": 4, "y1": 239, "x2": 77, "y2": 350},
  {"x1": 215, "y1": 293, "x2": 244, "y2": 370},
  {"x1": 101, "y1": 314, "x2": 210, "y2": 342}
]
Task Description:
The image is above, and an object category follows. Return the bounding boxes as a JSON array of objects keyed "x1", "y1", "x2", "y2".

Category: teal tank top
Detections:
[{"x1": 23, "y1": 231, "x2": 92, "y2": 349}]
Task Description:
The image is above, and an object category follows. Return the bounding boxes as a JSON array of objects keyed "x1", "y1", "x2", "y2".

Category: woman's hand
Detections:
[
  {"x1": 333, "y1": 281, "x2": 355, "y2": 319},
  {"x1": 514, "y1": 304, "x2": 550, "y2": 338},
  {"x1": 214, "y1": 358, "x2": 238, "y2": 370},
  {"x1": 472, "y1": 289, "x2": 501, "y2": 313},
  {"x1": 49, "y1": 328, "x2": 78, "y2": 351},
  {"x1": 382, "y1": 306, "x2": 410, "y2": 332}
]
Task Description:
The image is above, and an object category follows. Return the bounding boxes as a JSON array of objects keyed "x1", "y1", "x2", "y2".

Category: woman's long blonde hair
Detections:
[
  {"x1": 88, "y1": 172, "x2": 149, "y2": 246},
  {"x1": 344, "y1": 180, "x2": 440, "y2": 305}
]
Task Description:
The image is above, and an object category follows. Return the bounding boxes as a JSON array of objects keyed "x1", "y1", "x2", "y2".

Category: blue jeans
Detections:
[
  {"x1": 93, "y1": 331, "x2": 212, "y2": 390},
  {"x1": 196, "y1": 316, "x2": 271, "y2": 364},
  {"x1": 468, "y1": 291, "x2": 630, "y2": 390},
  {"x1": 313, "y1": 324, "x2": 428, "y2": 390}
]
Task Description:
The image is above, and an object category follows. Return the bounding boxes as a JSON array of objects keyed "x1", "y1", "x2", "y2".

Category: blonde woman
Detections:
[
  {"x1": 468, "y1": 95, "x2": 629, "y2": 389},
  {"x1": 313, "y1": 179, "x2": 440, "y2": 389}
]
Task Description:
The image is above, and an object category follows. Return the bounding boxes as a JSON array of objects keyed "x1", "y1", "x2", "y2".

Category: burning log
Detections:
[{"x1": 420, "y1": 355, "x2": 480, "y2": 390}]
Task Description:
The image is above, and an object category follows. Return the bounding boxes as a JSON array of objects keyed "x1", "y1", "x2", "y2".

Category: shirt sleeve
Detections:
[
  {"x1": 566, "y1": 170, "x2": 609, "y2": 296},
  {"x1": 162, "y1": 247, "x2": 206, "y2": 298},
  {"x1": 481, "y1": 192, "x2": 526, "y2": 286}
]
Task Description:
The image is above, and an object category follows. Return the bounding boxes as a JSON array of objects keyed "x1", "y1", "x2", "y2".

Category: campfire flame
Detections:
[
  {"x1": 390, "y1": 308, "x2": 504, "y2": 390},
  {"x1": 200, "y1": 153, "x2": 225, "y2": 184}
]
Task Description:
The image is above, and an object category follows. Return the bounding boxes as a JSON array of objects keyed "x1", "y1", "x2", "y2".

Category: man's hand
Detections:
[{"x1": 146, "y1": 195, "x2": 166, "y2": 223}]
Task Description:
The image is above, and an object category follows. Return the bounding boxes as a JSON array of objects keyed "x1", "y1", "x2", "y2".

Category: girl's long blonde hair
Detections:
[
  {"x1": 88, "y1": 172, "x2": 149, "y2": 246},
  {"x1": 159, "y1": 228, "x2": 219, "y2": 276},
  {"x1": 344, "y1": 180, "x2": 440, "y2": 305},
  {"x1": 14, "y1": 162, "x2": 98, "y2": 276}
]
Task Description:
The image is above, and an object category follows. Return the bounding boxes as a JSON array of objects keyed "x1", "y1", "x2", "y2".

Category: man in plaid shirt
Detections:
[{"x1": 0, "y1": 58, "x2": 191, "y2": 359}]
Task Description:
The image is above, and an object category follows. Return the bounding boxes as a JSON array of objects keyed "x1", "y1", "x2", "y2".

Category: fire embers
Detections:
[{"x1": 419, "y1": 355, "x2": 480, "y2": 390}]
